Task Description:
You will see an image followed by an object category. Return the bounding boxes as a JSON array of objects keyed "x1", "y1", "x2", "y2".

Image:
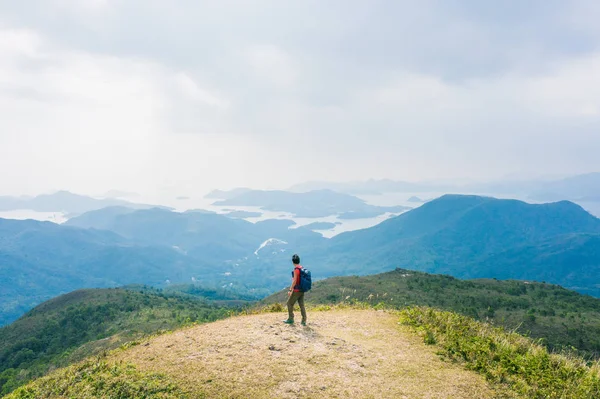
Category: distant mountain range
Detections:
[
  {"x1": 4, "y1": 193, "x2": 600, "y2": 326},
  {"x1": 529, "y1": 173, "x2": 600, "y2": 201},
  {"x1": 222, "y1": 210, "x2": 263, "y2": 218},
  {"x1": 288, "y1": 177, "x2": 550, "y2": 195},
  {"x1": 288, "y1": 179, "x2": 454, "y2": 194},
  {"x1": 66, "y1": 208, "x2": 323, "y2": 287},
  {"x1": 314, "y1": 195, "x2": 600, "y2": 296},
  {"x1": 211, "y1": 189, "x2": 410, "y2": 218},
  {"x1": 64, "y1": 207, "x2": 322, "y2": 263},
  {"x1": 0, "y1": 207, "x2": 325, "y2": 325},
  {"x1": 0, "y1": 217, "x2": 211, "y2": 326},
  {"x1": 288, "y1": 173, "x2": 600, "y2": 200},
  {"x1": 0, "y1": 191, "x2": 168, "y2": 216}
]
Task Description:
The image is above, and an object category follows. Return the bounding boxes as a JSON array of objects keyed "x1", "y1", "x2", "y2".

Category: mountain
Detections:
[
  {"x1": 0, "y1": 217, "x2": 219, "y2": 326},
  {"x1": 289, "y1": 174, "x2": 600, "y2": 198},
  {"x1": 66, "y1": 207, "x2": 322, "y2": 263},
  {"x1": 58, "y1": 206, "x2": 137, "y2": 230},
  {"x1": 263, "y1": 268, "x2": 600, "y2": 356},
  {"x1": 14, "y1": 194, "x2": 600, "y2": 327},
  {"x1": 212, "y1": 189, "x2": 410, "y2": 218},
  {"x1": 0, "y1": 286, "x2": 232, "y2": 395},
  {"x1": 530, "y1": 172, "x2": 600, "y2": 201},
  {"x1": 222, "y1": 210, "x2": 263, "y2": 218},
  {"x1": 457, "y1": 178, "x2": 541, "y2": 195},
  {"x1": 184, "y1": 208, "x2": 217, "y2": 214},
  {"x1": 9, "y1": 193, "x2": 600, "y2": 327},
  {"x1": 467, "y1": 233, "x2": 600, "y2": 295},
  {"x1": 312, "y1": 195, "x2": 600, "y2": 295},
  {"x1": 289, "y1": 178, "x2": 540, "y2": 195},
  {"x1": 64, "y1": 208, "x2": 324, "y2": 299},
  {"x1": 337, "y1": 209, "x2": 401, "y2": 219},
  {"x1": 0, "y1": 191, "x2": 168, "y2": 216},
  {"x1": 407, "y1": 196, "x2": 427, "y2": 203},
  {"x1": 288, "y1": 179, "x2": 453, "y2": 194},
  {"x1": 2, "y1": 207, "x2": 326, "y2": 324}
]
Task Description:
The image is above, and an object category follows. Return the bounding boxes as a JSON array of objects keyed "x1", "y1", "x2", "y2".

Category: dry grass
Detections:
[
  {"x1": 113, "y1": 309, "x2": 497, "y2": 398},
  {"x1": 400, "y1": 306, "x2": 600, "y2": 399}
]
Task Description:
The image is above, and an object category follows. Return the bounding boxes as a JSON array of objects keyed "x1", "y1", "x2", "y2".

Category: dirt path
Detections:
[{"x1": 114, "y1": 309, "x2": 496, "y2": 398}]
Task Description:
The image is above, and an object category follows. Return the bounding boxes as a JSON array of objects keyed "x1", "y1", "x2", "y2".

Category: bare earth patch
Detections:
[{"x1": 114, "y1": 309, "x2": 496, "y2": 398}]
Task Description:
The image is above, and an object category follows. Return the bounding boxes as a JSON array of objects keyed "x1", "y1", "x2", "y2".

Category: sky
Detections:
[{"x1": 0, "y1": 0, "x2": 599, "y2": 199}]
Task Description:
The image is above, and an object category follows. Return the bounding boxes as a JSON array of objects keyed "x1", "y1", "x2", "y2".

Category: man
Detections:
[{"x1": 284, "y1": 254, "x2": 307, "y2": 325}]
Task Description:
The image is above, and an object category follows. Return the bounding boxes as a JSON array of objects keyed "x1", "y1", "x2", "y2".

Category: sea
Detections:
[{"x1": 2, "y1": 192, "x2": 599, "y2": 238}]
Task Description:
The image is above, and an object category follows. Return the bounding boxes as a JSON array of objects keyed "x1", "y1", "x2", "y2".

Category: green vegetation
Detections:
[
  {"x1": 4, "y1": 357, "x2": 189, "y2": 399},
  {"x1": 6, "y1": 194, "x2": 600, "y2": 330},
  {"x1": 316, "y1": 195, "x2": 600, "y2": 296},
  {"x1": 163, "y1": 283, "x2": 267, "y2": 303},
  {"x1": 399, "y1": 306, "x2": 600, "y2": 399},
  {"x1": 0, "y1": 287, "x2": 230, "y2": 395},
  {"x1": 263, "y1": 268, "x2": 600, "y2": 357},
  {"x1": 1, "y1": 207, "x2": 324, "y2": 326},
  {"x1": 0, "y1": 216, "x2": 220, "y2": 327}
]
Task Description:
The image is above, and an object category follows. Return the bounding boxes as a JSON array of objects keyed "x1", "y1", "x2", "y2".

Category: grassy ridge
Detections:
[
  {"x1": 7, "y1": 303, "x2": 600, "y2": 398},
  {"x1": 4, "y1": 357, "x2": 190, "y2": 399},
  {"x1": 399, "y1": 306, "x2": 600, "y2": 399},
  {"x1": 263, "y1": 268, "x2": 600, "y2": 357},
  {"x1": 0, "y1": 287, "x2": 230, "y2": 395}
]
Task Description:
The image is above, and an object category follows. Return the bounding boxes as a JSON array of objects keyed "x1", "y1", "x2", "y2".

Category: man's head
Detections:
[{"x1": 292, "y1": 254, "x2": 300, "y2": 265}]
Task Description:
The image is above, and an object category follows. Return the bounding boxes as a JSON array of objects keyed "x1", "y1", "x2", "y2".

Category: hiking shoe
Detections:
[
  {"x1": 283, "y1": 319, "x2": 294, "y2": 324},
  {"x1": 301, "y1": 321, "x2": 307, "y2": 326}
]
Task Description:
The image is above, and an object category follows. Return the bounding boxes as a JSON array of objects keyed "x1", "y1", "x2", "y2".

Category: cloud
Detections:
[
  {"x1": 519, "y1": 54, "x2": 600, "y2": 119},
  {"x1": 172, "y1": 72, "x2": 228, "y2": 108},
  {"x1": 0, "y1": 26, "x2": 240, "y2": 194},
  {"x1": 244, "y1": 44, "x2": 298, "y2": 89},
  {"x1": 0, "y1": 28, "x2": 42, "y2": 57},
  {"x1": 0, "y1": 1, "x2": 599, "y2": 198}
]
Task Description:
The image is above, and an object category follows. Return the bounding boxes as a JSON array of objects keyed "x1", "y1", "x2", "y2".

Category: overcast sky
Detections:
[{"x1": 1, "y1": 0, "x2": 599, "y2": 198}]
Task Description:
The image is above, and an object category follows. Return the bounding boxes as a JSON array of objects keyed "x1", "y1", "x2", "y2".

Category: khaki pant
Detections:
[{"x1": 287, "y1": 291, "x2": 307, "y2": 322}]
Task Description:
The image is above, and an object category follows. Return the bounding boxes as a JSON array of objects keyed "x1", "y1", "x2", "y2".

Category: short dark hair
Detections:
[{"x1": 292, "y1": 254, "x2": 300, "y2": 264}]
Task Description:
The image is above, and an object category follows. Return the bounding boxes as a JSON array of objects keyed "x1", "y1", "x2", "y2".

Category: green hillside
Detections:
[
  {"x1": 64, "y1": 207, "x2": 324, "y2": 261},
  {"x1": 1, "y1": 210, "x2": 321, "y2": 326},
  {"x1": 6, "y1": 307, "x2": 600, "y2": 399},
  {"x1": 263, "y1": 268, "x2": 600, "y2": 357},
  {"x1": 0, "y1": 287, "x2": 231, "y2": 395},
  {"x1": 313, "y1": 195, "x2": 600, "y2": 296},
  {"x1": 0, "y1": 217, "x2": 222, "y2": 326},
  {"x1": 5, "y1": 309, "x2": 497, "y2": 399}
]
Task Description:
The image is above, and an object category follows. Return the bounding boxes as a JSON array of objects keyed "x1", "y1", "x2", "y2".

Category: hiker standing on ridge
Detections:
[{"x1": 284, "y1": 254, "x2": 309, "y2": 325}]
